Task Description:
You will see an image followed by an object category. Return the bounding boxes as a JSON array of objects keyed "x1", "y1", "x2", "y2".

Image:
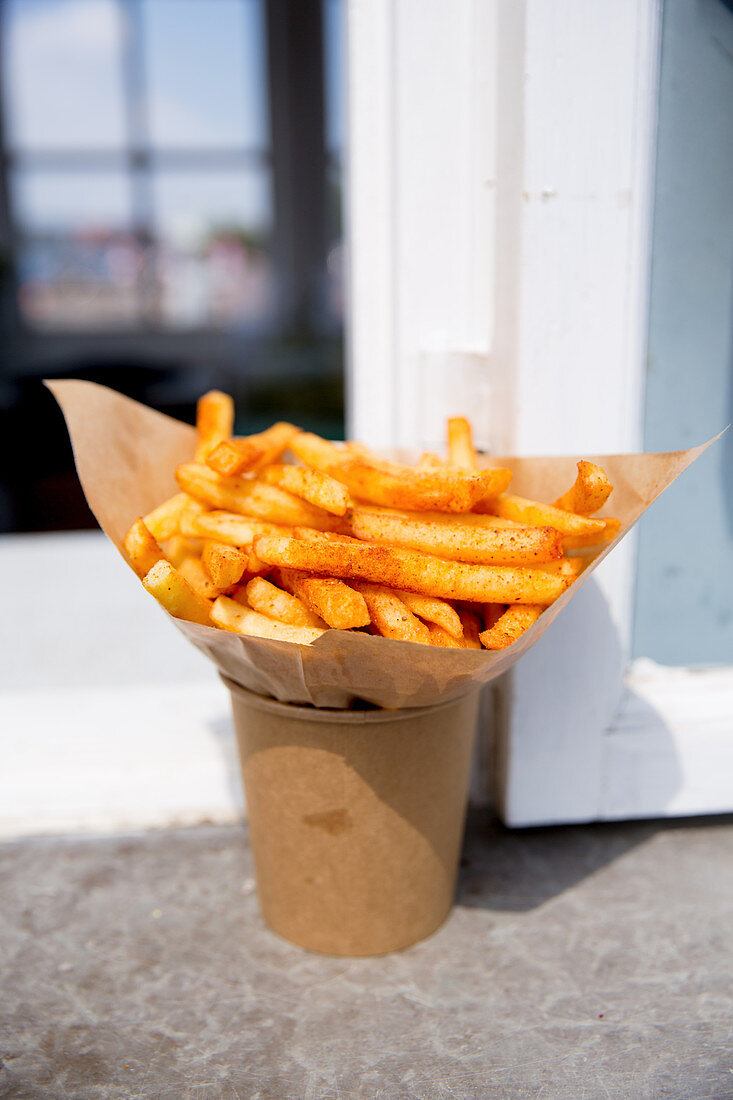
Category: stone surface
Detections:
[{"x1": 2, "y1": 813, "x2": 733, "y2": 1099}]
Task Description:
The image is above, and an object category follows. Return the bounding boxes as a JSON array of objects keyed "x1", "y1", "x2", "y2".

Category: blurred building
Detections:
[{"x1": 0, "y1": 0, "x2": 344, "y2": 531}]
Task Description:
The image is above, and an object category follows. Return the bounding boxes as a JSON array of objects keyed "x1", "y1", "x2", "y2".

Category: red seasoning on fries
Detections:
[{"x1": 123, "y1": 390, "x2": 619, "y2": 651}]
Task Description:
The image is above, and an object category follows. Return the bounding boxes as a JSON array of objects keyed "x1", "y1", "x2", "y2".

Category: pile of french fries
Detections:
[{"x1": 124, "y1": 391, "x2": 620, "y2": 651}]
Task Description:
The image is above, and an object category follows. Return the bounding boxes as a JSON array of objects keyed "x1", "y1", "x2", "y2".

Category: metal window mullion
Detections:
[
  {"x1": 0, "y1": 4, "x2": 23, "y2": 337},
  {"x1": 121, "y1": 0, "x2": 157, "y2": 326}
]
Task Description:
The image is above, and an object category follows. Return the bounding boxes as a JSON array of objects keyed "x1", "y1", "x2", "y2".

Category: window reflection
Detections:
[
  {"x1": 141, "y1": 0, "x2": 268, "y2": 150},
  {"x1": 3, "y1": 0, "x2": 127, "y2": 149},
  {"x1": 152, "y1": 167, "x2": 273, "y2": 327}
]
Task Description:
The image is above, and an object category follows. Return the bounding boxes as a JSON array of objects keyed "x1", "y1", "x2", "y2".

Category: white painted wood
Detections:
[
  {"x1": 495, "y1": 0, "x2": 662, "y2": 826},
  {"x1": 600, "y1": 660, "x2": 733, "y2": 821},
  {"x1": 0, "y1": 531, "x2": 241, "y2": 839},
  {"x1": 0, "y1": 531, "x2": 218, "y2": 691},
  {"x1": 345, "y1": 0, "x2": 397, "y2": 448},
  {"x1": 1, "y1": 681, "x2": 242, "y2": 839},
  {"x1": 346, "y1": 0, "x2": 497, "y2": 451},
  {"x1": 346, "y1": 0, "x2": 681, "y2": 826}
]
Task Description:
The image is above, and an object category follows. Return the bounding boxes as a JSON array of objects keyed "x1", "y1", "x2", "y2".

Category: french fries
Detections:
[
  {"x1": 350, "y1": 583, "x2": 431, "y2": 645},
  {"x1": 124, "y1": 518, "x2": 166, "y2": 578},
  {"x1": 342, "y1": 508, "x2": 562, "y2": 564},
  {"x1": 125, "y1": 398, "x2": 616, "y2": 651},
  {"x1": 252, "y1": 535, "x2": 570, "y2": 606},
  {"x1": 202, "y1": 541, "x2": 249, "y2": 589},
  {"x1": 447, "y1": 417, "x2": 476, "y2": 470},
  {"x1": 142, "y1": 493, "x2": 191, "y2": 541},
  {"x1": 554, "y1": 460, "x2": 613, "y2": 515},
  {"x1": 279, "y1": 569, "x2": 371, "y2": 630},
  {"x1": 206, "y1": 422, "x2": 298, "y2": 478},
  {"x1": 176, "y1": 463, "x2": 338, "y2": 528},
  {"x1": 290, "y1": 432, "x2": 511, "y2": 513},
  {"x1": 211, "y1": 596, "x2": 325, "y2": 644},
  {"x1": 244, "y1": 576, "x2": 326, "y2": 628},
  {"x1": 194, "y1": 390, "x2": 235, "y2": 461},
  {"x1": 479, "y1": 605, "x2": 544, "y2": 650},
  {"x1": 490, "y1": 494, "x2": 607, "y2": 537},
  {"x1": 142, "y1": 560, "x2": 212, "y2": 625},
  {"x1": 263, "y1": 464, "x2": 350, "y2": 516}
]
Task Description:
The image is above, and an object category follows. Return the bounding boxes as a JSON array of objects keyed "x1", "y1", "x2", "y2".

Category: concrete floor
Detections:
[{"x1": 2, "y1": 812, "x2": 733, "y2": 1100}]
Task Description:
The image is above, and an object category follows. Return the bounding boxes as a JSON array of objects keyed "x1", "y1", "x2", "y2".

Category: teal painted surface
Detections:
[{"x1": 634, "y1": 0, "x2": 733, "y2": 664}]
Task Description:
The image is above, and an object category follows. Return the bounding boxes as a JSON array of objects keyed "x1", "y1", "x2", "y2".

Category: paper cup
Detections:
[{"x1": 224, "y1": 676, "x2": 481, "y2": 956}]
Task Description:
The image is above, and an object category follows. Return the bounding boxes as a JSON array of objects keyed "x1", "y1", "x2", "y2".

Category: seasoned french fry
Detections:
[
  {"x1": 343, "y1": 508, "x2": 562, "y2": 564},
  {"x1": 178, "y1": 555, "x2": 223, "y2": 599},
  {"x1": 124, "y1": 518, "x2": 166, "y2": 579},
  {"x1": 350, "y1": 583, "x2": 431, "y2": 645},
  {"x1": 484, "y1": 603, "x2": 506, "y2": 630},
  {"x1": 458, "y1": 609, "x2": 482, "y2": 649},
  {"x1": 181, "y1": 509, "x2": 289, "y2": 547},
  {"x1": 490, "y1": 494, "x2": 607, "y2": 537},
  {"x1": 393, "y1": 590, "x2": 463, "y2": 639},
  {"x1": 263, "y1": 464, "x2": 350, "y2": 516},
  {"x1": 176, "y1": 463, "x2": 337, "y2": 528},
  {"x1": 211, "y1": 596, "x2": 325, "y2": 644},
  {"x1": 142, "y1": 560, "x2": 212, "y2": 625},
  {"x1": 291, "y1": 432, "x2": 511, "y2": 513},
  {"x1": 418, "y1": 452, "x2": 445, "y2": 468},
  {"x1": 292, "y1": 526, "x2": 357, "y2": 546},
  {"x1": 554, "y1": 460, "x2": 613, "y2": 515},
  {"x1": 245, "y1": 577, "x2": 326, "y2": 628},
  {"x1": 562, "y1": 517, "x2": 622, "y2": 551},
  {"x1": 447, "y1": 417, "x2": 476, "y2": 469},
  {"x1": 163, "y1": 535, "x2": 201, "y2": 568},
  {"x1": 142, "y1": 492, "x2": 190, "y2": 541},
  {"x1": 246, "y1": 547, "x2": 270, "y2": 575},
  {"x1": 206, "y1": 421, "x2": 299, "y2": 477},
  {"x1": 254, "y1": 535, "x2": 570, "y2": 606},
  {"x1": 536, "y1": 557, "x2": 585, "y2": 578},
  {"x1": 479, "y1": 604, "x2": 544, "y2": 650},
  {"x1": 362, "y1": 505, "x2": 522, "y2": 529},
  {"x1": 428, "y1": 624, "x2": 464, "y2": 648},
  {"x1": 205, "y1": 438, "x2": 264, "y2": 478},
  {"x1": 195, "y1": 390, "x2": 235, "y2": 461},
  {"x1": 132, "y1": 399, "x2": 619, "y2": 657},
  {"x1": 202, "y1": 541, "x2": 249, "y2": 589},
  {"x1": 336, "y1": 459, "x2": 512, "y2": 512},
  {"x1": 279, "y1": 569, "x2": 371, "y2": 630}
]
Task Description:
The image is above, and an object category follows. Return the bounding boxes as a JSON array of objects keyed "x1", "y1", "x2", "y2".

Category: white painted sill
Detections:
[
  {"x1": 4, "y1": 532, "x2": 731, "y2": 839},
  {"x1": 1, "y1": 531, "x2": 243, "y2": 839}
]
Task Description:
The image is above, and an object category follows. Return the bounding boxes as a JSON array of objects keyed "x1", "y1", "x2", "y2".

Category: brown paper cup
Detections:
[{"x1": 225, "y1": 676, "x2": 481, "y2": 956}]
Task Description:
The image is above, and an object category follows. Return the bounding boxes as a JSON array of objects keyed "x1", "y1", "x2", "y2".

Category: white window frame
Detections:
[{"x1": 345, "y1": 0, "x2": 733, "y2": 825}]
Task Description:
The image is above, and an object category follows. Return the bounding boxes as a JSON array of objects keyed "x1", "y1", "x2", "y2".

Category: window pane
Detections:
[
  {"x1": 11, "y1": 168, "x2": 138, "y2": 329},
  {"x1": 2, "y1": 0, "x2": 126, "y2": 150},
  {"x1": 323, "y1": 0, "x2": 344, "y2": 157},
  {"x1": 12, "y1": 168, "x2": 131, "y2": 234},
  {"x1": 151, "y1": 167, "x2": 273, "y2": 327},
  {"x1": 17, "y1": 237, "x2": 142, "y2": 329},
  {"x1": 142, "y1": 0, "x2": 267, "y2": 149}
]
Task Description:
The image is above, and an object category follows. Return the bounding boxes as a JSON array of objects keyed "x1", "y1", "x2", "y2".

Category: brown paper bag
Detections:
[{"x1": 49, "y1": 378, "x2": 717, "y2": 710}]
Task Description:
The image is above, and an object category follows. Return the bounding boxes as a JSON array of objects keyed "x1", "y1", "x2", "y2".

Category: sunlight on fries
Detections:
[{"x1": 125, "y1": 397, "x2": 617, "y2": 649}]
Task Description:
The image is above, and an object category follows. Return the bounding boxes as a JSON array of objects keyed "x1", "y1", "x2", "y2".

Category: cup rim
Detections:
[{"x1": 221, "y1": 674, "x2": 481, "y2": 725}]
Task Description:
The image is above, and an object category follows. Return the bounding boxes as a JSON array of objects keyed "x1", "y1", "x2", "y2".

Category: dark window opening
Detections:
[{"x1": 0, "y1": 0, "x2": 345, "y2": 532}]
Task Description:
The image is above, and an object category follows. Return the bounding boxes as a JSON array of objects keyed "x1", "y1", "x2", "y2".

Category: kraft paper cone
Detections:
[
  {"x1": 49, "y1": 379, "x2": 720, "y2": 709},
  {"x1": 226, "y1": 676, "x2": 481, "y2": 955}
]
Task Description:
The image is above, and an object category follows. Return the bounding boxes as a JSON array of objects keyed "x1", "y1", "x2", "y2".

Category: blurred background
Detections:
[{"x1": 0, "y1": 0, "x2": 344, "y2": 532}]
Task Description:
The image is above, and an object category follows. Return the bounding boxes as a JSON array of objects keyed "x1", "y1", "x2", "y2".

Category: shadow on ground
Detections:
[{"x1": 456, "y1": 807, "x2": 733, "y2": 913}]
